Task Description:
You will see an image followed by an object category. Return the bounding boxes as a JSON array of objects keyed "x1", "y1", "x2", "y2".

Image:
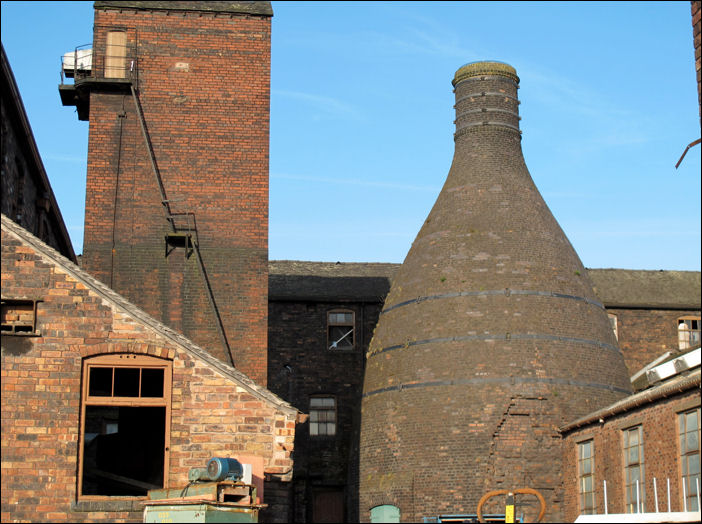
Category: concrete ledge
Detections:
[{"x1": 70, "y1": 499, "x2": 144, "y2": 513}]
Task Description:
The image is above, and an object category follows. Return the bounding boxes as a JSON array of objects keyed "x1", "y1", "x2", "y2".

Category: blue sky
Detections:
[{"x1": 1, "y1": 1, "x2": 700, "y2": 270}]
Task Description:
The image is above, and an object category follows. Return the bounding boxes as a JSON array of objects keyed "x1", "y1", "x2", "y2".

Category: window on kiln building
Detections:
[
  {"x1": 678, "y1": 317, "x2": 701, "y2": 350},
  {"x1": 623, "y1": 425, "x2": 645, "y2": 513},
  {"x1": 309, "y1": 396, "x2": 336, "y2": 437},
  {"x1": 327, "y1": 310, "x2": 354, "y2": 350},
  {"x1": 578, "y1": 439, "x2": 596, "y2": 515},
  {"x1": 679, "y1": 407, "x2": 701, "y2": 512}
]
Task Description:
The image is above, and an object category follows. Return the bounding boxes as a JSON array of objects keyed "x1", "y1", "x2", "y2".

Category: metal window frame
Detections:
[
  {"x1": 678, "y1": 406, "x2": 701, "y2": 511},
  {"x1": 327, "y1": 309, "x2": 355, "y2": 350},
  {"x1": 577, "y1": 439, "x2": 596, "y2": 514},
  {"x1": 309, "y1": 395, "x2": 337, "y2": 437},
  {"x1": 622, "y1": 425, "x2": 645, "y2": 513}
]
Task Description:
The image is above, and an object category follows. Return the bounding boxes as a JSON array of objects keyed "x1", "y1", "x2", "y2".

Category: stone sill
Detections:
[{"x1": 71, "y1": 499, "x2": 144, "y2": 513}]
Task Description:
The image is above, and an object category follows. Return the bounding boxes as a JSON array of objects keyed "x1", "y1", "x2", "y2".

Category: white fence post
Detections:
[{"x1": 603, "y1": 480, "x2": 608, "y2": 515}]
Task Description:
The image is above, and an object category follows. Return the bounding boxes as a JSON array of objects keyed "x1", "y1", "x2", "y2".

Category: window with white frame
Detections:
[
  {"x1": 678, "y1": 317, "x2": 701, "y2": 350},
  {"x1": 578, "y1": 439, "x2": 596, "y2": 514},
  {"x1": 328, "y1": 310, "x2": 354, "y2": 350},
  {"x1": 309, "y1": 396, "x2": 336, "y2": 437},
  {"x1": 623, "y1": 425, "x2": 645, "y2": 513},
  {"x1": 679, "y1": 407, "x2": 701, "y2": 511}
]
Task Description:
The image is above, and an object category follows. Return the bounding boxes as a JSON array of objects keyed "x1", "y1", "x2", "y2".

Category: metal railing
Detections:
[{"x1": 60, "y1": 43, "x2": 137, "y2": 84}]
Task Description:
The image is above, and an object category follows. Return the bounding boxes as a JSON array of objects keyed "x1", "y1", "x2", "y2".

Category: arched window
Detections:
[
  {"x1": 79, "y1": 353, "x2": 171, "y2": 498},
  {"x1": 370, "y1": 504, "x2": 400, "y2": 523}
]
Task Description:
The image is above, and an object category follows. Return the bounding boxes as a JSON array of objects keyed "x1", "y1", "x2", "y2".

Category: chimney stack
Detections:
[{"x1": 358, "y1": 61, "x2": 631, "y2": 522}]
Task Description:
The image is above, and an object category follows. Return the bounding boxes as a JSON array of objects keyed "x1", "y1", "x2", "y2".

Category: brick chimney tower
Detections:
[
  {"x1": 60, "y1": 1, "x2": 272, "y2": 384},
  {"x1": 358, "y1": 62, "x2": 632, "y2": 522}
]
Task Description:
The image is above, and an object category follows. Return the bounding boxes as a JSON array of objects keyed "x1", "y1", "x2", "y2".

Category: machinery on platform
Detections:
[{"x1": 143, "y1": 458, "x2": 264, "y2": 523}]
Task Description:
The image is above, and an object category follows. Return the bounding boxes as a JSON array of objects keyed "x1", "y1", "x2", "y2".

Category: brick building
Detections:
[
  {"x1": 266, "y1": 261, "x2": 700, "y2": 522},
  {"x1": 589, "y1": 269, "x2": 701, "y2": 376},
  {"x1": 60, "y1": 1, "x2": 272, "y2": 384},
  {"x1": 1, "y1": 44, "x2": 75, "y2": 263},
  {"x1": 1, "y1": 214, "x2": 298, "y2": 523},
  {"x1": 267, "y1": 261, "x2": 396, "y2": 523},
  {"x1": 2, "y1": 15, "x2": 298, "y2": 521},
  {"x1": 2, "y1": 2, "x2": 701, "y2": 523},
  {"x1": 561, "y1": 347, "x2": 700, "y2": 521}
]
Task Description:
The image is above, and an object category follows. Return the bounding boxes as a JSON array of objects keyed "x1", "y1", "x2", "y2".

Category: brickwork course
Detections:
[
  {"x1": 1, "y1": 214, "x2": 297, "y2": 523},
  {"x1": 561, "y1": 361, "x2": 700, "y2": 521},
  {"x1": 358, "y1": 62, "x2": 633, "y2": 523},
  {"x1": 1, "y1": 45, "x2": 75, "y2": 262},
  {"x1": 75, "y1": 1, "x2": 271, "y2": 384}
]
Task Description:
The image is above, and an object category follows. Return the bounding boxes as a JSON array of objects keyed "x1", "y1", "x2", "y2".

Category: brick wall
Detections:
[
  {"x1": 81, "y1": 5, "x2": 270, "y2": 384},
  {"x1": 1, "y1": 217, "x2": 295, "y2": 523},
  {"x1": 610, "y1": 308, "x2": 700, "y2": 375},
  {"x1": 562, "y1": 384, "x2": 700, "y2": 521},
  {"x1": 268, "y1": 300, "x2": 383, "y2": 523}
]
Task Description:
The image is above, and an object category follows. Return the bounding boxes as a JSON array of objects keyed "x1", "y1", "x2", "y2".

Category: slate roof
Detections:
[
  {"x1": 268, "y1": 261, "x2": 701, "y2": 310},
  {"x1": 588, "y1": 268, "x2": 701, "y2": 309},
  {"x1": 268, "y1": 260, "x2": 398, "y2": 302},
  {"x1": 2, "y1": 214, "x2": 296, "y2": 416},
  {"x1": 94, "y1": 1, "x2": 273, "y2": 16}
]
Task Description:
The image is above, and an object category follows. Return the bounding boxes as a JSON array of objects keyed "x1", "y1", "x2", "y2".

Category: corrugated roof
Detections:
[
  {"x1": 588, "y1": 268, "x2": 701, "y2": 309},
  {"x1": 268, "y1": 261, "x2": 700, "y2": 309},
  {"x1": 2, "y1": 214, "x2": 296, "y2": 415},
  {"x1": 93, "y1": 1, "x2": 273, "y2": 16}
]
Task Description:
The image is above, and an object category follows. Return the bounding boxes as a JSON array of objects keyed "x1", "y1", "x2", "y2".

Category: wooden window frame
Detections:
[
  {"x1": 309, "y1": 395, "x2": 337, "y2": 437},
  {"x1": 678, "y1": 406, "x2": 701, "y2": 512},
  {"x1": 327, "y1": 309, "x2": 355, "y2": 350},
  {"x1": 78, "y1": 353, "x2": 172, "y2": 501},
  {"x1": 622, "y1": 425, "x2": 645, "y2": 513},
  {"x1": 578, "y1": 439, "x2": 596, "y2": 515}
]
